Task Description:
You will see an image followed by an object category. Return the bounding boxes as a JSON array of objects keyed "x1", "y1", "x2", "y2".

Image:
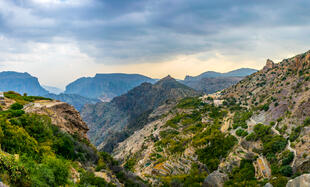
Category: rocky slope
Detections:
[
  {"x1": 222, "y1": 51, "x2": 310, "y2": 174},
  {"x1": 65, "y1": 73, "x2": 156, "y2": 100},
  {"x1": 24, "y1": 99, "x2": 90, "y2": 140},
  {"x1": 81, "y1": 76, "x2": 199, "y2": 153},
  {"x1": 111, "y1": 50, "x2": 310, "y2": 186},
  {"x1": 0, "y1": 71, "x2": 48, "y2": 96}
]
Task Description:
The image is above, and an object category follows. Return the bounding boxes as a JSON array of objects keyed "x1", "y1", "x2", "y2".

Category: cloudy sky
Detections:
[{"x1": 1, "y1": 0, "x2": 310, "y2": 88}]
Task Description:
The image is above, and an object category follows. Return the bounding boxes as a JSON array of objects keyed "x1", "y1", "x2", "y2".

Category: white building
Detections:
[{"x1": 0, "y1": 92, "x2": 4, "y2": 99}]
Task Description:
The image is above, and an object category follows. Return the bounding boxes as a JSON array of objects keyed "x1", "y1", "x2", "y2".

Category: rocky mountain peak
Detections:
[{"x1": 263, "y1": 59, "x2": 275, "y2": 71}]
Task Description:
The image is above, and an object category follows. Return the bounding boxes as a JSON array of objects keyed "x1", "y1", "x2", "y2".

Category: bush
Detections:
[
  {"x1": 263, "y1": 135, "x2": 287, "y2": 154},
  {"x1": 236, "y1": 129, "x2": 248, "y2": 137},
  {"x1": 246, "y1": 133, "x2": 256, "y2": 141},
  {"x1": 282, "y1": 152, "x2": 294, "y2": 166},
  {"x1": 270, "y1": 175, "x2": 288, "y2": 187},
  {"x1": 303, "y1": 117, "x2": 310, "y2": 126},
  {"x1": 79, "y1": 171, "x2": 111, "y2": 187},
  {"x1": 10, "y1": 103, "x2": 24, "y2": 110},
  {"x1": 225, "y1": 159, "x2": 258, "y2": 185},
  {"x1": 280, "y1": 165, "x2": 293, "y2": 177}
]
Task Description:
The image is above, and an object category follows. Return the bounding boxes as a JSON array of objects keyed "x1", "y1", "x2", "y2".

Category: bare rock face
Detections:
[
  {"x1": 286, "y1": 174, "x2": 310, "y2": 187},
  {"x1": 263, "y1": 59, "x2": 275, "y2": 71},
  {"x1": 24, "y1": 100, "x2": 89, "y2": 140},
  {"x1": 264, "y1": 183, "x2": 273, "y2": 187},
  {"x1": 203, "y1": 171, "x2": 228, "y2": 187}
]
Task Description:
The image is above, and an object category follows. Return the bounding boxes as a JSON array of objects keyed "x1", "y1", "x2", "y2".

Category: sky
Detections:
[{"x1": 1, "y1": 0, "x2": 310, "y2": 89}]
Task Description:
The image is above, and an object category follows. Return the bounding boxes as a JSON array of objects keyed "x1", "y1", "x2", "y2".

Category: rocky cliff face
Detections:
[
  {"x1": 0, "y1": 71, "x2": 48, "y2": 96},
  {"x1": 65, "y1": 73, "x2": 155, "y2": 100},
  {"x1": 81, "y1": 76, "x2": 199, "y2": 152},
  {"x1": 24, "y1": 100, "x2": 89, "y2": 140}
]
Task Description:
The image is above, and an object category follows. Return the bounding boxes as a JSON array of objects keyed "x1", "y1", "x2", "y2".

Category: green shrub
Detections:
[
  {"x1": 225, "y1": 159, "x2": 258, "y2": 185},
  {"x1": 282, "y1": 152, "x2": 294, "y2": 166},
  {"x1": 195, "y1": 125, "x2": 237, "y2": 172},
  {"x1": 10, "y1": 103, "x2": 24, "y2": 110},
  {"x1": 303, "y1": 117, "x2": 310, "y2": 126},
  {"x1": 124, "y1": 157, "x2": 137, "y2": 172},
  {"x1": 280, "y1": 165, "x2": 293, "y2": 177},
  {"x1": 79, "y1": 171, "x2": 111, "y2": 187},
  {"x1": 236, "y1": 129, "x2": 248, "y2": 137}
]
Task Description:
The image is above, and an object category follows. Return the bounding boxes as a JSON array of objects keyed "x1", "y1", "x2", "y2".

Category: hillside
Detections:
[
  {"x1": 182, "y1": 68, "x2": 257, "y2": 94},
  {"x1": 81, "y1": 76, "x2": 199, "y2": 153},
  {"x1": 111, "y1": 51, "x2": 310, "y2": 186},
  {"x1": 65, "y1": 73, "x2": 156, "y2": 100},
  {"x1": 0, "y1": 71, "x2": 48, "y2": 96},
  {"x1": 0, "y1": 91, "x2": 146, "y2": 186}
]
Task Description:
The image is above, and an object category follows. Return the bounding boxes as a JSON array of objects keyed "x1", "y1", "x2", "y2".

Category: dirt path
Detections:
[
  {"x1": 271, "y1": 122, "x2": 280, "y2": 135},
  {"x1": 287, "y1": 140, "x2": 297, "y2": 167}
]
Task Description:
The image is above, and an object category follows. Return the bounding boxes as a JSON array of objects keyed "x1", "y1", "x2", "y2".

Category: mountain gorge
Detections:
[{"x1": 81, "y1": 76, "x2": 199, "y2": 153}]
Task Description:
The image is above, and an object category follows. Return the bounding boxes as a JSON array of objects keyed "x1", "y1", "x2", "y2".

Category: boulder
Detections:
[
  {"x1": 264, "y1": 183, "x2": 273, "y2": 187},
  {"x1": 203, "y1": 171, "x2": 228, "y2": 187},
  {"x1": 286, "y1": 174, "x2": 310, "y2": 187}
]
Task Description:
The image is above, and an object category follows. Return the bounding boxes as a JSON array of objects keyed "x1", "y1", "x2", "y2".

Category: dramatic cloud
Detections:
[{"x1": 0, "y1": 0, "x2": 310, "y2": 87}]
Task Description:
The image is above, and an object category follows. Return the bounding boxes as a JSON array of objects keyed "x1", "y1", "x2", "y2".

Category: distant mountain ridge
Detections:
[
  {"x1": 182, "y1": 68, "x2": 257, "y2": 94},
  {"x1": 81, "y1": 75, "x2": 199, "y2": 152},
  {"x1": 184, "y1": 68, "x2": 257, "y2": 81},
  {"x1": 43, "y1": 85, "x2": 64, "y2": 94},
  {"x1": 0, "y1": 71, "x2": 48, "y2": 96},
  {"x1": 65, "y1": 73, "x2": 156, "y2": 100}
]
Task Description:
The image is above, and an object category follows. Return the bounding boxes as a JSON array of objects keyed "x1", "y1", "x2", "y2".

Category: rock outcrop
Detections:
[
  {"x1": 263, "y1": 59, "x2": 275, "y2": 71},
  {"x1": 203, "y1": 171, "x2": 228, "y2": 187},
  {"x1": 24, "y1": 100, "x2": 89, "y2": 140},
  {"x1": 286, "y1": 174, "x2": 310, "y2": 187}
]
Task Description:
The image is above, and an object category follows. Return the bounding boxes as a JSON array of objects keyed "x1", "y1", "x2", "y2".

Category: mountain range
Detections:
[
  {"x1": 181, "y1": 68, "x2": 257, "y2": 93},
  {"x1": 184, "y1": 68, "x2": 258, "y2": 81},
  {"x1": 0, "y1": 71, "x2": 49, "y2": 96},
  {"x1": 81, "y1": 75, "x2": 199, "y2": 152},
  {"x1": 1, "y1": 50, "x2": 310, "y2": 186},
  {"x1": 106, "y1": 50, "x2": 310, "y2": 186},
  {"x1": 64, "y1": 73, "x2": 156, "y2": 101},
  {"x1": 0, "y1": 69, "x2": 256, "y2": 111}
]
